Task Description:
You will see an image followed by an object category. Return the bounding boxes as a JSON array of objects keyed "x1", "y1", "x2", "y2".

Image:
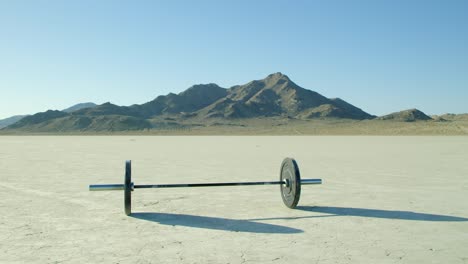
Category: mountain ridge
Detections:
[
  {"x1": 0, "y1": 115, "x2": 29, "y2": 129},
  {"x1": 0, "y1": 102, "x2": 98, "y2": 129},
  {"x1": 62, "y1": 102, "x2": 97, "y2": 113},
  {"x1": 3, "y1": 72, "x2": 439, "y2": 132}
]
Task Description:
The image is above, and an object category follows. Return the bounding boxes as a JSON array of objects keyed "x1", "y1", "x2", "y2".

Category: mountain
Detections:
[
  {"x1": 7, "y1": 110, "x2": 69, "y2": 129},
  {"x1": 0, "y1": 115, "x2": 28, "y2": 129},
  {"x1": 0, "y1": 102, "x2": 97, "y2": 129},
  {"x1": 2, "y1": 72, "x2": 377, "y2": 132},
  {"x1": 62, "y1": 102, "x2": 97, "y2": 113},
  {"x1": 198, "y1": 73, "x2": 374, "y2": 119},
  {"x1": 132, "y1": 83, "x2": 228, "y2": 118},
  {"x1": 6, "y1": 110, "x2": 151, "y2": 132},
  {"x1": 377, "y1": 109, "x2": 432, "y2": 122}
]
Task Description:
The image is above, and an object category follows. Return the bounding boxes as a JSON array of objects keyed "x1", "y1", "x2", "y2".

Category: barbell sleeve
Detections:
[
  {"x1": 300, "y1": 179, "x2": 322, "y2": 185},
  {"x1": 89, "y1": 184, "x2": 125, "y2": 191}
]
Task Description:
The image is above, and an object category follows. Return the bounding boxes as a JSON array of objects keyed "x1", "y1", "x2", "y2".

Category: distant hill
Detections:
[
  {"x1": 62, "y1": 102, "x2": 97, "y2": 113},
  {"x1": 435, "y1": 113, "x2": 468, "y2": 121},
  {"x1": 1, "y1": 72, "x2": 385, "y2": 132},
  {"x1": 6, "y1": 110, "x2": 151, "y2": 132},
  {"x1": 0, "y1": 115, "x2": 28, "y2": 129},
  {"x1": 376, "y1": 109, "x2": 432, "y2": 122},
  {"x1": 7, "y1": 110, "x2": 69, "y2": 130},
  {"x1": 0, "y1": 102, "x2": 97, "y2": 129}
]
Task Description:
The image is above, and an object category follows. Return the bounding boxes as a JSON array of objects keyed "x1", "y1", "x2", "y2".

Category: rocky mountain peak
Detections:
[
  {"x1": 265, "y1": 72, "x2": 289, "y2": 80},
  {"x1": 262, "y1": 72, "x2": 292, "y2": 87}
]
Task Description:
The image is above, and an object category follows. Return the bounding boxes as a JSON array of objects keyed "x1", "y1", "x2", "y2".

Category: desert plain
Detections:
[{"x1": 0, "y1": 136, "x2": 467, "y2": 263}]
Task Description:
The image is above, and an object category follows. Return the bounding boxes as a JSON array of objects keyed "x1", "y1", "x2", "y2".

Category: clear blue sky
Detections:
[{"x1": 1, "y1": 0, "x2": 467, "y2": 119}]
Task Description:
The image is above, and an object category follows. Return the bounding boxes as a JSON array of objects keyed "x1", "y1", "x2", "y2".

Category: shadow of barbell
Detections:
[
  {"x1": 129, "y1": 206, "x2": 467, "y2": 234},
  {"x1": 247, "y1": 206, "x2": 468, "y2": 222},
  {"x1": 130, "y1": 212, "x2": 303, "y2": 234}
]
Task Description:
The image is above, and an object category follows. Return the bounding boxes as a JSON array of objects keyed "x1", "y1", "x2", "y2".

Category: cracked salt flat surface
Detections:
[{"x1": 0, "y1": 136, "x2": 467, "y2": 263}]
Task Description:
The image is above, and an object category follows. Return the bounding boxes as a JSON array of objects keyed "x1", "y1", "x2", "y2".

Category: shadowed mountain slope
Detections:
[
  {"x1": 6, "y1": 110, "x2": 151, "y2": 132},
  {"x1": 7, "y1": 110, "x2": 69, "y2": 129},
  {"x1": 0, "y1": 115, "x2": 28, "y2": 129},
  {"x1": 0, "y1": 102, "x2": 97, "y2": 129}
]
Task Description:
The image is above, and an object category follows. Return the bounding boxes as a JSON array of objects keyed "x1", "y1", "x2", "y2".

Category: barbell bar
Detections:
[{"x1": 89, "y1": 158, "x2": 322, "y2": 215}]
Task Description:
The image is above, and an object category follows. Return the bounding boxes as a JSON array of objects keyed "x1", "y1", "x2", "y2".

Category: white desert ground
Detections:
[{"x1": 1, "y1": 136, "x2": 467, "y2": 264}]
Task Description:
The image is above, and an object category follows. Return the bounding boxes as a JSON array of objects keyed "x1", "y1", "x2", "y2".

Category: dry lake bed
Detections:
[{"x1": 0, "y1": 136, "x2": 467, "y2": 263}]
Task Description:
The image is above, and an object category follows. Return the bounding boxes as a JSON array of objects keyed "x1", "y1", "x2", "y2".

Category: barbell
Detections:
[{"x1": 89, "y1": 158, "x2": 322, "y2": 215}]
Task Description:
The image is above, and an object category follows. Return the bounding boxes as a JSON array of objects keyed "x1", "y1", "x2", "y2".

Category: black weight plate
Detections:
[
  {"x1": 124, "y1": 160, "x2": 132, "y2": 216},
  {"x1": 280, "y1": 158, "x2": 301, "y2": 208}
]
